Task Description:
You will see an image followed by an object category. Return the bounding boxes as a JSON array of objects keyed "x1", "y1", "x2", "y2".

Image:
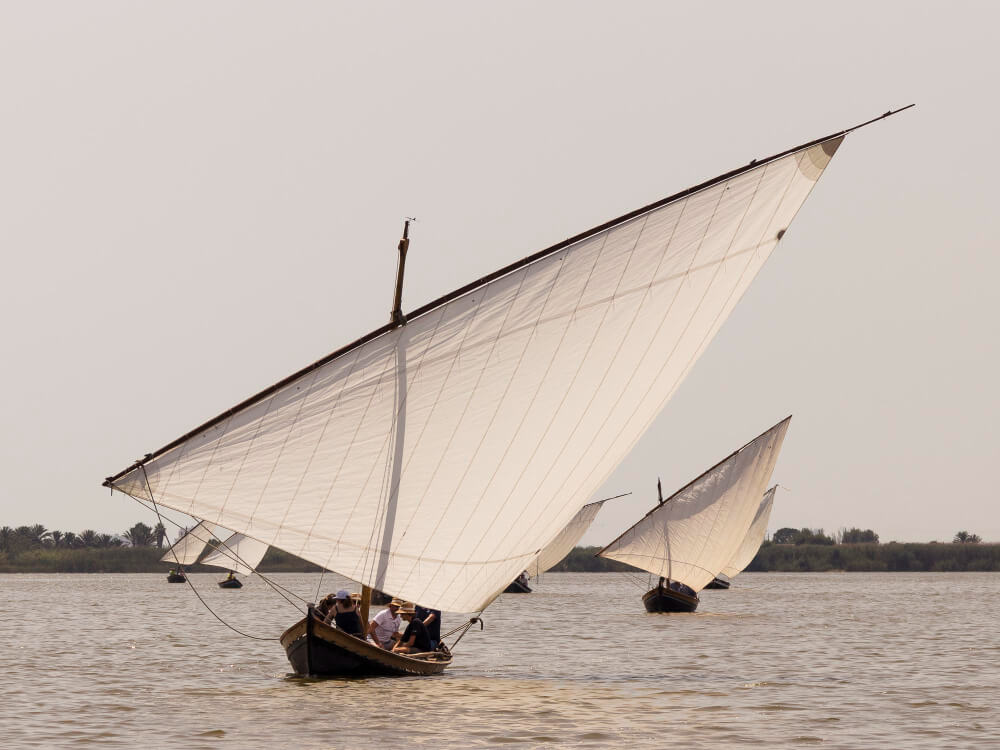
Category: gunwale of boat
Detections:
[
  {"x1": 642, "y1": 585, "x2": 700, "y2": 613},
  {"x1": 503, "y1": 579, "x2": 532, "y2": 593},
  {"x1": 703, "y1": 577, "x2": 731, "y2": 590},
  {"x1": 280, "y1": 614, "x2": 452, "y2": 677}
]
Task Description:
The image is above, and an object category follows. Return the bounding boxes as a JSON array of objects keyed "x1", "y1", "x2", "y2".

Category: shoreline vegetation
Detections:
[
  {"x1": 2, "y1": 543, "x2": 999, "y2": 574},
  {"x1": 2, "y1": 523, "x2": 996, "y2": 574}
]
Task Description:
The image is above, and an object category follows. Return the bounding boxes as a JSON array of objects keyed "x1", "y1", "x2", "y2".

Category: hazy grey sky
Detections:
[{"x1": 1, "y1": 2, "x2": 996, "y2": 545}]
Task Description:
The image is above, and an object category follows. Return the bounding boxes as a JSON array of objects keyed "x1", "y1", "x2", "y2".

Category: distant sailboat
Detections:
[
  {"x1": 160, "y1": 521, "x2": 214, "y2": 583},
  {"x1": 103, "y1": 112, "x2": 907, "y2": 675},
  {"x1": 504, "y1": 493, "x2": 625, "y2": 593},
  {"x1": 598, "y1": 419, "x2": 789, "y2": 612},
  {"x1": 197, "y1": 532, "x2": 269, "y2": 588},
  {"x1": 705, "y1": 485, "x2": 777, "y2": 589}
]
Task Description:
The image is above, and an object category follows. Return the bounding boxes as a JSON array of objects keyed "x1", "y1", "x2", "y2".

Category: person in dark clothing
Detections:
[
  {"x1": 315, "y1": 593, "x2": 336, "y2": 621},
  {"x1": 392, "y1": 602, "x2": 432, "y2": 654},
  {"x1": 330, "y1": 589, "x2": 364, "y2": 636},
  {"x1": 414, "y1": 604, "x2": 442, "y2": 651}
]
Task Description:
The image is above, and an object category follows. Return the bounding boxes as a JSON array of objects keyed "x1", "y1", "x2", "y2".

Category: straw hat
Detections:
[
  {"x1": 397, "y1": 602, "x2": 416, "y2": 615},
  {"x1": 389, "y1": 598, "x2": 404, "y2": 608},
  {"x1": 349, "y1": 592, "x2": 362, "y2": 602}
]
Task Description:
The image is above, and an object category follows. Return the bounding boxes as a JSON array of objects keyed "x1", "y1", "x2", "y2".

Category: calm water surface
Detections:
[{"x1": 2, "y1": 572, "x2": 998, "y2": 748}]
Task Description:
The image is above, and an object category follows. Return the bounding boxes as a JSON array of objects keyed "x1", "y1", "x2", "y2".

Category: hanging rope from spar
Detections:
[
  {"x1": 442, "y1": 615, "x2": 484, "y2": 652},
  {"x1": 135, "y1": 465, "x2": 285, "y2": 641}
]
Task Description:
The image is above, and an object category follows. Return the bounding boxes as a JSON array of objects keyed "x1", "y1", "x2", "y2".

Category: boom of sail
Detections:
[
  {"x1": 198, "y1": 532, "x2": 270, "y2": 576},
  {"x1": 105, "y1": 134, "x2": 843, "y2": 613},
  {"x1": 719, "y1": 485, "x2": 777, "y2": 579},
  {"x1": 159, "y1": 521, "x2": 216, "y2": 566},
  {"x1": 528, "y1": 497, "x2": 611, "y2": 578},
  {"x1": 597, "y1": 418, "x2": 789, "y2": 593}
]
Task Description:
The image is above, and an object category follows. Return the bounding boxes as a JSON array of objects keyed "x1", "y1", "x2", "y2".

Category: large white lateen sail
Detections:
[
  {"x1": 597, "y1": 418, "x2": 789, "y2": 593},
  {"x1": 198, "y1": 533, "x2": 270, "y2": 576},
  {"x1": 528, "y1": 498, "x2": 609, "y2": 578},
  {"x1": 106, "y1": 133, "x2": 844, "y2": 613},
  {"x1": 159, "y1": 521, "x2": 215, "y2": 566},
  {"x1": 719, "y1": 486, "x2": 777, "y2": 579}
]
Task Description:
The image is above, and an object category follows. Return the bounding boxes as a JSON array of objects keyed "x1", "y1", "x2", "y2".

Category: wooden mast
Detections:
[
  {"x1": 390, "y1": 219, "x2": 412, "y2": 328},
  {"x1": 361, "y1": 220, "x2": 413, "y2": 632}
]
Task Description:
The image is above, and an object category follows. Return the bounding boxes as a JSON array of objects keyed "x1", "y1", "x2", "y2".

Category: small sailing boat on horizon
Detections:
[
  {"x1": 503, "y1": 493, "x2": 627, "y2": 592},
  {"x1": 704, "y1": 485, "x2": 778, "y2": 589},
  {"x1": 197, "y1": 531, "x2": 269, "y2": 589},
  {"x1": 597, "y1": 419, "x2": 789, "y2": 613},
  {"x1": 102, "y1": 111, "x2": 909, "y2": 675},
  {"x1": 160, "y1": 521, "x2": 214, "y2": 583}
]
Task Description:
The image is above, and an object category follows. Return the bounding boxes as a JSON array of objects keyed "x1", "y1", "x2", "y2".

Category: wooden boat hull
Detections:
[
  {"x1": 218, "y1": 578, "x2": 243, "y2": 589},
  {"x1": 642, "y1": 586, "x2": 699, "y2": 613},
  {"x1": 703, "y1": 577, "x2": 730, "y2": 590},
  {"x1": 503, "y1": 579, "x2": 532, "y2": 593},
  {"x1": 280, "y1": 612, "x2": 451, "y2": 677},
  {"x1": 166, "y1": 573, "x2": 186, "y2": 583}
]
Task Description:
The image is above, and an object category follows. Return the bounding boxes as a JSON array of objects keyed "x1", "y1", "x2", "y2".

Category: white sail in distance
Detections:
[
  {"x1": 107, "y1": 135, "x2": 842, "y2": 613},
  {"x1": 527, "y1": 498, "x2": 610, "y2": 578},
  {"x1": 719, "y1": 485, "x2": 777, "y2": 579},
  {"x1": 597, "y1": 418, "x2": 789, "y2": 593},
  {"x1": 159, "y1": 521, "x2": 215, "y2": 566},
  {"x1": 198, "y1": 533, "x2": 269, "y2": 576}
]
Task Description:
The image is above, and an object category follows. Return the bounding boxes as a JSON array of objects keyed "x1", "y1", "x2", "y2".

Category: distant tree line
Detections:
[{"x1": 0, "y1": 522, "x2": 168, "y2": 557}]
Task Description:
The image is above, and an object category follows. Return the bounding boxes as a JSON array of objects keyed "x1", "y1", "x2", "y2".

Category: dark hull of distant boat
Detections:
[
  {"x1": 166, "y1": 573, "x2": 186, "y2": 583},
  {"x1": 218, "y1": 578, "x2": 243, "y2": 589},
  {"x1": 704, "y1": 577, "x2": 730, "y2": 590},
  {"x1": 280, "y1": 610, "x2": 451, "y2": 677},
  {"x1": 503, "y1": 580, "x2": 532, "y2": 593},
  {"x1": 643, "y1": 586, "x2": 699, "y2": 613}
]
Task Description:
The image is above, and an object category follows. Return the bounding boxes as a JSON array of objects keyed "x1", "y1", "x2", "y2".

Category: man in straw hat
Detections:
[
  {"x1": 392, "y1": 602, "x2": 433, "y2": 654},
  {"x1": 367, "y1": 597, "x2": 403, "y2": 649}
]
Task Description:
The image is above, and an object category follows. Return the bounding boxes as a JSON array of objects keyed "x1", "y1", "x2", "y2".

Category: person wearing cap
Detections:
[
  {"x1": 392, "y1": 602, "x2": 432, "y2": 654},
  {"x1": 368, "y1": 598, "x2": 403, "y2": 649},
  {"x1": 329, "y1": 589, "x2": 364, "y2": 637}
]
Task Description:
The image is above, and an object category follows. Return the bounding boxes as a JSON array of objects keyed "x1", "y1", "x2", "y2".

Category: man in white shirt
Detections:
[{"x1": 367, "y1": 598, "x2": 402, "y2": 649}]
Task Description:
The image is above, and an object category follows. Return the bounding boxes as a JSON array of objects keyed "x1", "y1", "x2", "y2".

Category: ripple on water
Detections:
[{"x1": 3, "y1": 572, "x2": 1000, "y2": 748}]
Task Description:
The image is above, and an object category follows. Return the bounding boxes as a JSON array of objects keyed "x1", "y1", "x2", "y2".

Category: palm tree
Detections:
[
  {"x1": 123, "y1": 522, "x2": 155, "y2": 547},
  {"x1": 50, "y1": 530, "x2": 64, "y2": 547},
  {"x1": 954, "y1": 531, "x2": 972, "y2": 543},
  {"x1": 0, "y1": 526, "x2": 13, "y2": 553},
  {"x1": 154, "y1": 522, "x2": 167, "y2": 549},
  {"x1": 28, "y1": 524, "x2": 51, "y2": 547},
  {"x1": 79, "y1": 529, "x2": 98, "y2": 547},
  {"x1": 62, "y1": 532, "x2": 80, "y2": 548},
  {"x1": 96, "y1": 533, "x2": 124, "y2": 548}
]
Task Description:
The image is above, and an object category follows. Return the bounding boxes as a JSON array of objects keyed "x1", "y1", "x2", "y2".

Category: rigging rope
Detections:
[
  {"x1": 125, "y1": 491, "x2": 308, "y2": 610},
  {"x1": 130, "y1": 467, "x2": 300, "y2": 641}
]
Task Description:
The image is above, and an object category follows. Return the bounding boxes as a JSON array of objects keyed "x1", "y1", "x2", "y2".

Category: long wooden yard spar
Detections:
[{"x1": 102, "y1": 108, "x2": 912, "y2": 616}]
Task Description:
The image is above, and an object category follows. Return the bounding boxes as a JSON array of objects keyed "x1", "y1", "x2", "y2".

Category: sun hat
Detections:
[
  {"x1": 335, "y1": 589, "x2": 350, "y2": 600},
  {"x1": 397, "y1": 602, "x2": 416, "y2": 614},
  {"x1": 389, "y1": 598, "x2": 404, "y2": 608}
]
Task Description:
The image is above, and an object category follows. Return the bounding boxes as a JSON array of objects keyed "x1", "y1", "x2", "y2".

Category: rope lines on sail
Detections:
[
  {"x1": 100, "y1": 131, "x2": 853, "y2": 614},
  {"x1": 393, "y1": 236, "x2": 582, "y2": 604}
]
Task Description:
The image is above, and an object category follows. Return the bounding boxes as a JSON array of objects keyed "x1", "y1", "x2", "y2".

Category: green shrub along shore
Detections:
[
  {"x1": 2, "y1": 522, "x2": 996, "y2": 573},
  {"x1": 0, "y1": 546, "x2": 323, "y2": 574}
]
